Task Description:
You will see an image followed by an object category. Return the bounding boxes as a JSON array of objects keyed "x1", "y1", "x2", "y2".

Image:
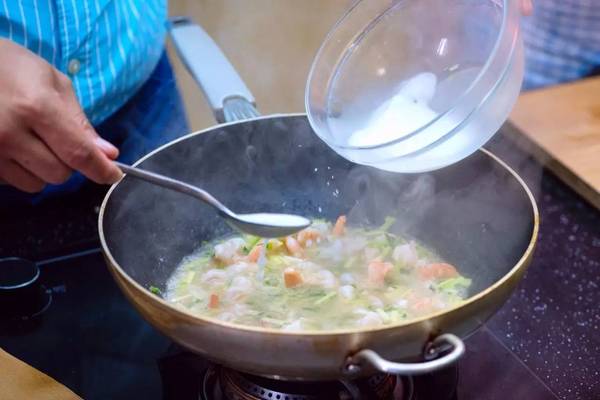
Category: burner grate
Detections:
[{"x1": 198, "y1": 367, "x2": 408, "y2": 400}]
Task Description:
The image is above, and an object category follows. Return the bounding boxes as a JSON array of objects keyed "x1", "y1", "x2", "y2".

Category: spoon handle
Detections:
[{"x1": 114, "y1": 162, "x2": 232, "y2": 217}]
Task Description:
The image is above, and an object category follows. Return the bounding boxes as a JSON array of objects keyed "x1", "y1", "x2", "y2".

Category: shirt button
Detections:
[{"x1": 67, "y1": 59, "x2": 81, "y2": 75}]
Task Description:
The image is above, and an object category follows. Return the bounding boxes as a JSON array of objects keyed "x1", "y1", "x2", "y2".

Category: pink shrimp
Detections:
[
  {"x1": 285, "y1": 236, "x2": 303, "y2": 257},
  {"x1": 245, "y1": 242, "x2": 264, "y2": 263},
  {"x1": 297, "y1": 229, "x2": 321, "y2": 247},
  {"x1": 417, "y1": 263, "x2": 459, "y2": 281},
  {"x1": 367, "y1": 259, "x2": 393, "y2": 286},
  {"x1": 332, "y1": 215, "x2": 347, "y2": 236}
]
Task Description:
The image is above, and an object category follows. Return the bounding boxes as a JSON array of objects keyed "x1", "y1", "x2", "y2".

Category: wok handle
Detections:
[
  {"x1": 344, "y1": 334, "x2": 465, "y2": 376},
  {"x1": 167, "y1": 16, "x2": 260, "y2": 123}
]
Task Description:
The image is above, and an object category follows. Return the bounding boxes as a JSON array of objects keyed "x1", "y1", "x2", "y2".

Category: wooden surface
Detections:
[
  {"x1": 0, "y1": 348, "x2": 81, "y2": 400},
  {"x1": 509, "y1": 76, "x2": 600, "y2": 209}
]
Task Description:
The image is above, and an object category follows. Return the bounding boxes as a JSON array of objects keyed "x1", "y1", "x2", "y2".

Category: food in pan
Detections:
[{"x1": 164, "y1": 216, "x2": 471, "y2": 331}]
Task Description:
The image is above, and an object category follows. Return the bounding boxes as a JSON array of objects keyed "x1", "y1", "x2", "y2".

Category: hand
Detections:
[
  {"x1": 521, "y1": 0, "x2": 533, "y2": 15},
  {"x1": 0, "y1": 39, "x2": 122, "y2": 193}
]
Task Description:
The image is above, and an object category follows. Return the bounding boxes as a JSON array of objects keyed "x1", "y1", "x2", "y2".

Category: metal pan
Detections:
[{"x1": 98, "y1": 18, "x2": 538, "y2": 380}]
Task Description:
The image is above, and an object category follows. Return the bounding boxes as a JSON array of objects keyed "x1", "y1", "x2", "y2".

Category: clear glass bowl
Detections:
[{"x1": 306, "y1": 0, "x2": 524, "y2": 173}]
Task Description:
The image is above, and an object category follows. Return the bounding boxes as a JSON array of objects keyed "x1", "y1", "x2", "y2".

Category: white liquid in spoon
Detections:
[{"x1": 240, "y1": 213, "x2": 311, "y2": 228}]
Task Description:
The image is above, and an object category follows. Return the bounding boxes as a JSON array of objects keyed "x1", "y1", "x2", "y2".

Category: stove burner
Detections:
[
  {"x1": 200, "y1": 367, "x2": 411, "y2": 400},
  {"x1": 158, "y1": 345, "x2": 458, "y2": 400},
  {"x1": 0, "y1": 257, "x2": 51, "y2": 324}
]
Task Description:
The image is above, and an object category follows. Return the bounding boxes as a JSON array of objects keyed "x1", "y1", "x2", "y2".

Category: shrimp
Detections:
[
  {"x1": 217, "y1": 305, "x2": 250, "y2": 322},
  {"x1": 409, "y1": 298, "x2": 434, "y2": 313},
  {"x1": 285, "y1": 236, "x2": 303, "y2": 257},
  {"x1": 318, "y1": 270, "x2": 338, "y2": 289},
  {"x1": 355, "y1": 311, "x2": 384, "y2": 327},
  {"x1": 230, "y1": 303, "x2": 251, "y2": 317},
  {"x1": 311, "y1": 221, "x2": 331, "y2": 237},
  {"x1": 246, "y1": 242, "x2": 264, "y2": 263},
  {"x1": 306, "y1": 269, "x2": 338, "y2": 289},
  {"x1": 340, "y1": 273, "x2": 355, "y2": 285},
  {"x1": 223, "y1": 276, "x2": 253, "y2": 302},
  {"x1": 417, "y1": 263, "x2": 459, "y2": 281},
  {"x1": 293, "y1": 259, "x2": 322, "y2": 273},
  {"x1": 394, "y1": 299, "x2": 408, "y2": 308},
  {"x1": 369, "y1": 295, "x2": 384, "y2": 308},
  {"x1": 367, "y1": 259, "x2": 393, "y2": 286},
  {"x1": 214, "y1": 237, "x2": 245, "y2": 265},
  {"x1": 392, "y1": 242, "x2": 418, "y2": 267},
  {"x1": 297, "y1": 229, "x2": 322, "y2": 247},
  {"x1": 332, "y1": 215, "x2": 347, "y2": 236},
  {"x1": 226, "y1": 261, "x2": 258, "y2": 275},
  {"x1": 200, "y1": 269, "x2": 227, "y2": 286},
  {"x1": 339, "y1": 285, "x2": 355, "y2": 300},
  {"x1": 284, "y1": 267, "x2": 304, "y2": 288}
]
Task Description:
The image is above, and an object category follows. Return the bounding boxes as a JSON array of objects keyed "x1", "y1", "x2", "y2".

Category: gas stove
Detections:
[
  {"x1": 158, "y1": 345, "x2": 460, "y2": 400},
  {"x1": 0, "y1": 132, "x2": 598, "y2": 400}
]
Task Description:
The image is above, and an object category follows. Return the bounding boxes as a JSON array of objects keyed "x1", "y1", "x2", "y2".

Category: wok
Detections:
[{"x1": 99, "y1": 18, "x2": 538, "y2": 380}]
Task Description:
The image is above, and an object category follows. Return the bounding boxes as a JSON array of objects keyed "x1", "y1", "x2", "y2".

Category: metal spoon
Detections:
[{"x1": 115, "y1": 162, "x2": 311, "y2": 238}]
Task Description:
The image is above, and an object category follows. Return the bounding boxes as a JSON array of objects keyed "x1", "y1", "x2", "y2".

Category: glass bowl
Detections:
[{"x1": 306, "y1": 0, "x2": 524, "y2": 173}]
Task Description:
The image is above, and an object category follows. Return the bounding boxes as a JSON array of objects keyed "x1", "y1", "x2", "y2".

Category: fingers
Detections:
[
  {"x1": 9, "y1": 131, "x2": 72, "y2": 185},
  {"x1": 95, "y1": 136, "x2": 120, "y2": 160},
  {"x1": 0, "y1": 42, "x2": 121, "y2": 192},
  {"x1": 26, "y1": 75, "x2": 122, "y2": 184},
  {"x1": 0, "y1": 159, "x2": 45, "y2": 193}
]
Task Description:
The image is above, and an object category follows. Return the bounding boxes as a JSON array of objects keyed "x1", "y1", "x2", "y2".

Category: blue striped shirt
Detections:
[
  {"x1": 522, "y1": 0, "x2": 600, "y2": 90},
  {"x1": 0, "y1": 0, "x2": 167, "y2": 125}
]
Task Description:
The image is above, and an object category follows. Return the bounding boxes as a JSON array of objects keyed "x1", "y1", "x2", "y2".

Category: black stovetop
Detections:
[{"x1": 0, "y1": 129, "x2": 599, "y2": 400}]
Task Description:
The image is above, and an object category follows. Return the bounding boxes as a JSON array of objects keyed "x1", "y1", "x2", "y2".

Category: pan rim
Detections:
[{"x1": 98, "y1": 113, "x2": 539, "y2": 338}]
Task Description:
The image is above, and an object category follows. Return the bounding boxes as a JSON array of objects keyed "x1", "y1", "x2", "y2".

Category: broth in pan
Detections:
[{"x1": 165, "y1": 216, "x2": 471, "y2": 331}]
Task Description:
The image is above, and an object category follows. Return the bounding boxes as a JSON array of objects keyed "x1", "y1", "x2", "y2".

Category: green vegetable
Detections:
[
  {"x1": 343, "y1": 256, "x2": 358, "y2": 269},
  {"x1": 369, "y1": 236, "x2": 389, "y2": 249},
  {"x1": 267, "y1": 255, "x2": 285, "y2": 268},
  {"x1": 388, "y1": 309, "x2": 408, "y2": 322},
  {"x1": 182, "y1": 271, "x2": 196, "y2": 284},
  {"x1": 380, "y1": 246, "x2": 392, "y2": 259},
  {"x1": 265, "y1": 239, "x2": 284, "y2": 252},
  {"x1": 244, "y1": 234, "x2": 260, "y2": 244},
  {"x1": 435, "y1": 277, "x2": 472, "y2": 296},
  {"x1": 379, "y1": 216, "x2": 396, "y2": 232},
  {"x1": 149, "y1": 286, "x2": 162, "y2": 296},
  {"x1": 314, "y1": 291, "x2": 337, "y2": 306},
  {"x1": 375, "y1": 308, "x2": 390, "y2": 323},
  {"x1": 364, "y1": 217, "x2": 397, "y2": 237}
]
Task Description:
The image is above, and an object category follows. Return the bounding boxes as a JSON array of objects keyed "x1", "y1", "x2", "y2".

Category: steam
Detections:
[{"x1": 104, "y1": 112, "x2": 543, "y2": 297}]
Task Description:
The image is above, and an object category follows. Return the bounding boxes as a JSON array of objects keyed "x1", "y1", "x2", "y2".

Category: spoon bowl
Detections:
[{"x1": 229, "y1": 213, "x2": 311, "y2": 238}]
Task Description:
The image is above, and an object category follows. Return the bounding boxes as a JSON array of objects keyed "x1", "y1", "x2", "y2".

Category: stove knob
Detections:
[{"x1": 0, "y1": 257, "x2": 50, "y2": 320}]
